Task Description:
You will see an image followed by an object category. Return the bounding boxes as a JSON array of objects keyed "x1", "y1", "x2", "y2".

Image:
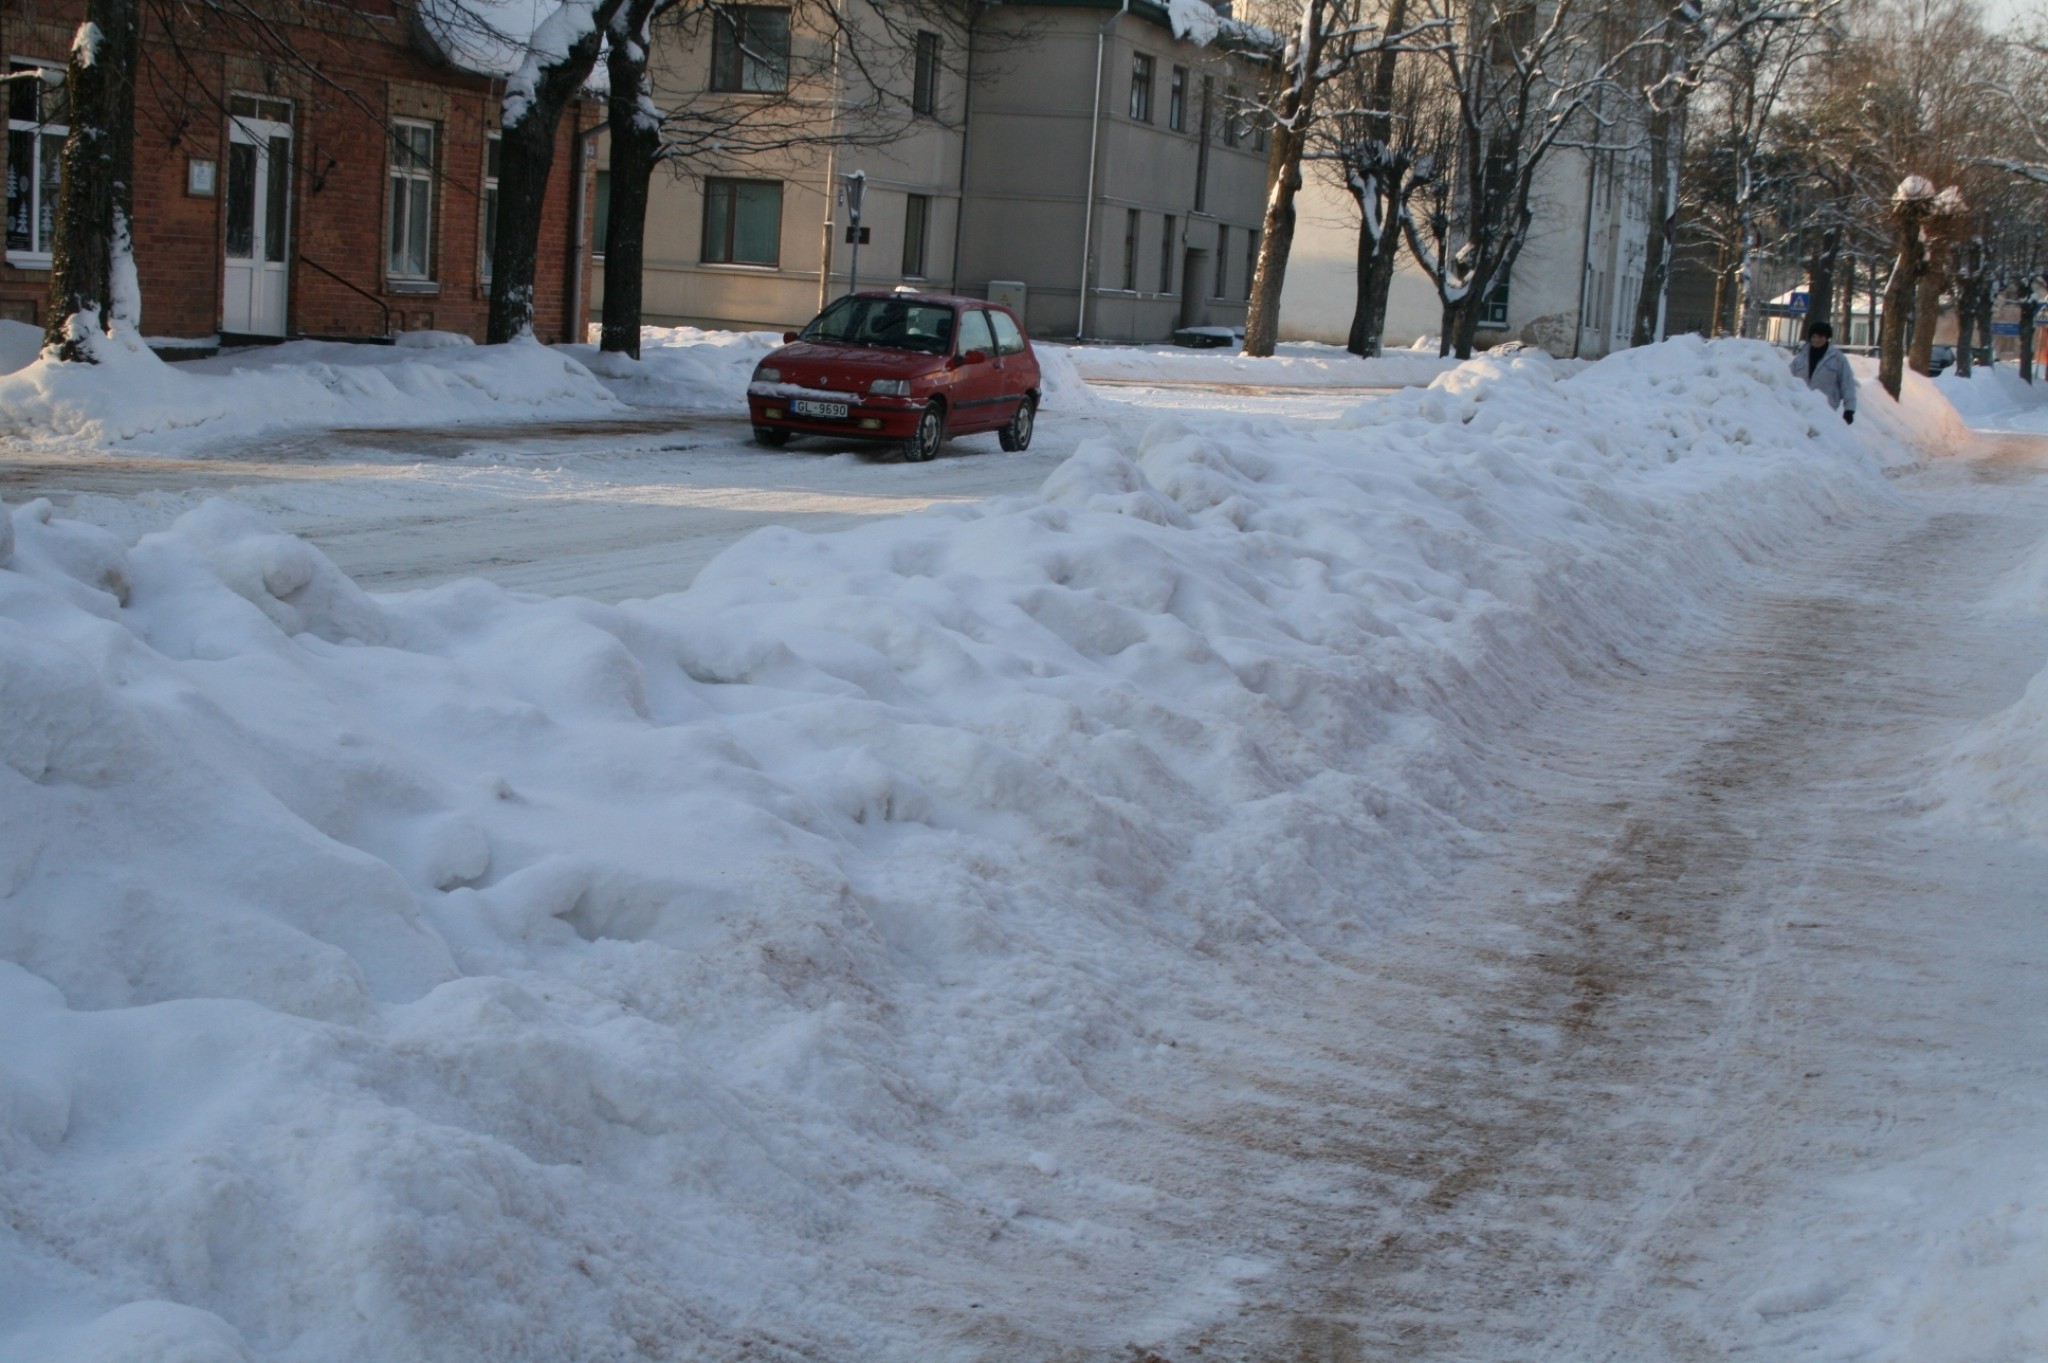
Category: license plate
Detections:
[{"x1": 792, "y1": 399, "x2": 848, "y2": 419}]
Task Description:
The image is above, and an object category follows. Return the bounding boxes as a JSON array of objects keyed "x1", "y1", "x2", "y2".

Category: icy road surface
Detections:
[
  {"x1": 1207, "y1": 433, "x2": 2048, "y2": 1357},
  {"x1": 0, "y1": 384, "x2": 1354, "y2": 602}
]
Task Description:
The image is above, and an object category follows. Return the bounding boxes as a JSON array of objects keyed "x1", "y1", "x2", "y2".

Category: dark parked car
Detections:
[
  {"x1": 747, "y1": 292, "x2": 1042, "y2": 461},
  {"x1": 1928, "y1": 343, "x2": 1955, "y2": 375}
]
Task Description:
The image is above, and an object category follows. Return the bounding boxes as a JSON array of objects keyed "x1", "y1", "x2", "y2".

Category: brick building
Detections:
[{"x1": 1, "y1": 0, "x2": 596, "y2": 346}]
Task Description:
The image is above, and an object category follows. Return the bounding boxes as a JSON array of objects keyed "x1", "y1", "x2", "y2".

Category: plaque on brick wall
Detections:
[{"x1": 187, "y1": 159, "x2": 217, "y2": 197}]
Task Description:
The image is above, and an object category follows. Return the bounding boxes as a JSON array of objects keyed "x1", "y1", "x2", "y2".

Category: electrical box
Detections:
[{"x1": 987, "y1": 280, "x2": 1027, "y2": 315}]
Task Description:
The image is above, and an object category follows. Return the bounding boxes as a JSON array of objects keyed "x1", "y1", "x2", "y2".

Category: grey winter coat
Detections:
[{"x1": 1791, "y1": 344, "x2": 1857, "y2": 412}]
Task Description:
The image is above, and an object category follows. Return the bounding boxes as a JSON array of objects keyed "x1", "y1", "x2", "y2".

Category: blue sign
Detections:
[
  {"x1": 1787, "y1": 291, "x2": 1810, "y2": 313},
  {"x1": 1993, "y1": 321, "x2": 2021, "y2": 336}
]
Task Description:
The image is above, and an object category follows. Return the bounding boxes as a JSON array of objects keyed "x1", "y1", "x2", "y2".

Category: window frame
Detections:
[
  {"x1": 1159, "y1": 214, "x2": 1175, "y2": 292},
  {"x1": 482, "y1": 132, "x2": 503, "y2": 279},
  {"x1": 913, "y1": 31, "x2": 941, "y2": 116},
  {"x1": 1222, "y1": 85, "x2": 1241, "y2": 147},
  {"x1": 1122, "y1": 207, "x2": 1139, "y2": 292},
  {"x1": 710, "y1": 6, "x2": 792, "y2": 94},
  {"x1": 1214, "y1": 225, "x2": 1229, "y2": 299},
  {"x1": 5, "y1": 59, "x2": 68, "y2": 266},
  {"x1": 1168, "y1": 66, "x2": 1187, "y2": 132},
  {"x1": 386, "y1": 117, "x2": 438, "y2": 283},
  {"x1": 1129, "y1": 52, "x2": 1154, "y2": 123},
  {"x1": 1479, "y1": 276, "x2": 1511, "y2": 328},
  {"x1": 700, "y1": 175, "x2": 784, "y2": 267},
  {"x1": 902, "y1": 192, "x2": 929, "y2": 279},
  {"x1": 1244, "y1": 228, "x2": 1257, "y2": 301}
]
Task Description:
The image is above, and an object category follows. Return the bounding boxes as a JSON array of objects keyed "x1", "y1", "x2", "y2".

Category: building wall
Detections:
[
  {"x1": 0, "y1": 0, "x2": 593, "y2": 344},
  {"x1": 957, "y1": 5, "x2": 1270, "y2": 343},
  {"x1": 614, "y1": 0, "x2": 1271, "y2": 344}
]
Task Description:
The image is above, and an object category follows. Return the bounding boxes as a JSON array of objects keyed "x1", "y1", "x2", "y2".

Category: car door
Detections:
[
  {"x1": 985, "y1": 309, "x2": 1034, "y2": 418},
  {"x1": 950, "y1": 308, "x2": 1002, "y2": 431}
]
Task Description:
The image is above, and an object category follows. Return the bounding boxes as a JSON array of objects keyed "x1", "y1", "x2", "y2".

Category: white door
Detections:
[{"x1": 223, "y1": 108, "x2": 292, "y2": 336}]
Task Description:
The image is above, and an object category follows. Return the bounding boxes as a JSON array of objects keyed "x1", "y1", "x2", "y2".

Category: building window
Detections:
[
  {"x1": 913, "y1": 31, "x2": 941, "y2": 115},
  {"x1": 1214, "y1": 224, "x2": 1228, "y2": 298},
  {"x1": 1168, "y1": 66, "x2": 1187, "y2": 132},
  {"x1": 1222, "y1": 85, "x2": 1241, "y2": 147},
  {"x1": 711, "y1": 7, "x2": 791, "y2": 93},
  {"x1": 1244, "y1": 228, "x2": 1258, "y2": 300},
  {"x1": 6, "y1": 62, "x2": 67, "y2": 262},
  {"x1": 1160, "y1": 214, "x2": 1175, "y2": 292},
  {"x1": 387, "y1": 120, "x2": 436, "y2": 280},
  {"x1": 1130, "y1": 53, "x2": 1154, "y2": 123},
  {"x1": 1480, "y1": 276, "x2": 1511, "y2": 327},
  {"x1": 1254, "y1": 111, "x2": 1269, "y2": 153},
  {"x1": 1122, "y1": 208, "x2": 1139, "y2": 291},
  {"x1": 702, "y1": 177, "x2": 782, "y2": 265},
  {"x1": 591, "y1": 169, "x2": 610, "y2": 262},
  {"x1": 482, "y1": 133, "x2": 502, "y2": 277},
  {"x1": 902, "y1": 192, "x2": 929, "y2": 278}
]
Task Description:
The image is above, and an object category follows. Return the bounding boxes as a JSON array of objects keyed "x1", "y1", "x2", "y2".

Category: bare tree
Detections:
[
  {"x1": 41, "y1": 0, "x2": 142, "y2": 362},
  {"x1": 1397, "y1": 0, "x2": 1651, "y2": 358}
]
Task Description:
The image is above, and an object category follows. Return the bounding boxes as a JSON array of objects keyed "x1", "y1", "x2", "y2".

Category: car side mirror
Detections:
[
  {"x1": 958, "y1": 349, "x2": 989, "y2": 366},
  {"x1": 783, "y1": 331, "x2": 799, "y2": 343}
]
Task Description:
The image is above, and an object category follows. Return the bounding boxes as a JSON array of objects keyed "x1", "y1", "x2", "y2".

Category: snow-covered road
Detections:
[{"x1": 1215, "y1": 433, "x2": 2048, "y2": 1357}]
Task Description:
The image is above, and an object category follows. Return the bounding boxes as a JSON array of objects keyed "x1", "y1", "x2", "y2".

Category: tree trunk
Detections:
[
  {"x1": 1908, "y1": 266, "x2": 1941, "y2": 376},
  {"x1": 487, "y1": 1, "x2": 621, "y2": 344},
  {"x1": 1804, "y1": 227, "x2": 1839, "y2": 344},
  {"x1": 1345, "y1": 171, "x2": 1408, "y2": 358},
  {"x1": 1839, "y1": 256, "x2": 1856, "y2": 345},
  {"x1": 43, "y1": 0, "x2": 141, "y2": 362},
  {"x1": 1243, "y1": 0, "x2": 1329, "y2": 358},
  {"x1": 1343, "y1": 0, "x2": 1409, "y2": 359},
  {"x1": 2021, "y1": 299, "x2": 2038, "y2": 385},
  {"x1": 599, "y1": 10, "x2": 661, "y2": 360},
  {"x1": 1631, "y1": 101, "x2": 1677, "y2": 348},
  {"x1": 1878, "y1": 209, "x2": 1924, "y2": 400}
]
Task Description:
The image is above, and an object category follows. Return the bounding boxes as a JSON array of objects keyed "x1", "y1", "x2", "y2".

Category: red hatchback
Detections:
[{"x1": 748, "y1": 291, "x2": 1042, "y2": 462}]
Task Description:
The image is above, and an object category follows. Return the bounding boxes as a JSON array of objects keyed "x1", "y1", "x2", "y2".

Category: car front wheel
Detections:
[
  {"x1": 904, "y1": 401, "x2": 945, "y2": 462},
  {"x1": 998, "y1": 394, "x2": 1036, "y2": 452}
]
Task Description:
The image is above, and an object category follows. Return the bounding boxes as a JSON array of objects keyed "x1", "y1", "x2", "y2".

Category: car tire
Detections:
[
  {"x1": 753, "y1": 426, "x2": 791, "y2": 448},
  {"x1": 998, "y1": 394, "x2": 1037, "y2": 452},
  {"x1": 904, "y1": 401, "x2": 945, "y2": 462}
]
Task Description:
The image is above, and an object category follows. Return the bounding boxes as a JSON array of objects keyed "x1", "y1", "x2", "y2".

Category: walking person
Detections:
[{"x1": 1791, "y1": 321, "x2": 1857, "y2": 424}]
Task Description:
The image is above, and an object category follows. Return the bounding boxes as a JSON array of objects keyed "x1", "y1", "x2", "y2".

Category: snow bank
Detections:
[
  {"x1": 558, "y1": 324, "x2": 782, "y2": 411},
  {"x1": 0, "y1": 339, "x2": 1950, "y2": 1361},
  {"x1": 1059, "y1": 340, "x2": 1462, "y2": 389},
  {"x1": 1934, "y1": 364, "x2": 2048, "y2": 432},
  {"x1": 0, "y1": 332, "x2": 622, "y2": 453}
]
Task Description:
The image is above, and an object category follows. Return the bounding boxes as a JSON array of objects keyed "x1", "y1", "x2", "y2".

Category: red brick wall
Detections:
[{"x1": 0, "y1": 2, "x2": 595, "y2": 344}]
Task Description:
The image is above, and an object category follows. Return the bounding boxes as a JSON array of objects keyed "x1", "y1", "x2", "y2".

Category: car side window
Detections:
[
  {"x1": 957, "y1": 309, "x2": 995, "y2": 358},
  {"x1": 988, "y1": 310, "x2": 1026, "y2": 356}
]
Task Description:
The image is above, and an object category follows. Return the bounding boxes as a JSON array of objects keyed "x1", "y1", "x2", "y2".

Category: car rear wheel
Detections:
[
  {"x1": 998, "y1": 394, "x2": 1037, "y2": 452},
  {"x1": 904, "y1": 401, "x2": 945, "y2": 462},
  {"x1": 753, "y1": 426, "x2": 791, "y2": 448}
]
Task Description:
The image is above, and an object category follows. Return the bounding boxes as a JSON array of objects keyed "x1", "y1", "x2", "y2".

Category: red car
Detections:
[{"x1": 747, "y1": 291, "x2": 1042, "y2": 462}]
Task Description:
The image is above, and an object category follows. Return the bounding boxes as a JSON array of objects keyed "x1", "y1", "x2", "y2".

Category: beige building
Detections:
[{"x1": 595, "y1": 0, "x2": 1273, "y2": 343}]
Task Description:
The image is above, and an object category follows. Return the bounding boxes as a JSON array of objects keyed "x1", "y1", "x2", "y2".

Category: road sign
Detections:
[
  {"x1": 1993, "y1": 321, "x2": 2022, "y2": 336},
  {"x1": 1787, "y1": 290, "x2": 1810, "y2": 313}
]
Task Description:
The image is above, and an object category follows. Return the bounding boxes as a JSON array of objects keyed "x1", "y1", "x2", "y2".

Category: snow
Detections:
[
  {"x1": 0, "y1": 336, "x2": 625, "y2": 454},
  {"x1": 1895, "y1": 174, "x2": 1937, "y2": 202},
  {"x1": 0, "y1": 338, "x2": 1981, "y2": 1360},
  {"x1": 69, "y1": 21, "x2": 99, "y2": 67},
  {"x1": 1055, "y1": 339, "x2": 1461, "y2": 389},
  {"x1": 1166, "y1": 0, "x2": 1224, "y2": 45},
  {"x1": 1934, "y1": 364, "x2": 2048, "y2": 432}
]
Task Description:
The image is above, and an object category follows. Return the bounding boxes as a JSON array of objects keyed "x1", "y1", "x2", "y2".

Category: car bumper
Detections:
[{"x1": 748, "y1": 396, "x2": 920, "y2": 438}]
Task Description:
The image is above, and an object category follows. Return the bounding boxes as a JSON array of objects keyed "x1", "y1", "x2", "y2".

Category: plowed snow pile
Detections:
[{"x1": 0, "y1": 340, "x2": 1955, "y2": 1361}]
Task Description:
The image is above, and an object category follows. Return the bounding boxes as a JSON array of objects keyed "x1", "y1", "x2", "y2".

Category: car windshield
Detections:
[{"x1": 799, "y1": 298, "x2": 957, "y2": 355}]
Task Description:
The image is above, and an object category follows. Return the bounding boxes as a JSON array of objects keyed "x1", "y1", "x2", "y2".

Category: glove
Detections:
[{"x1": 1843, "y1": 410, "x2": 1855, "y2": 425}]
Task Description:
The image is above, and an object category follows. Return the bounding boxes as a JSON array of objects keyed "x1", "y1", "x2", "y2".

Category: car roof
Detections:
[{"x1": 848, "y1": 290, "x2": 1008, "y2": 312}]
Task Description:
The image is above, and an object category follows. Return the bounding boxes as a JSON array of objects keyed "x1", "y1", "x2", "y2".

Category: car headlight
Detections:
[
  {"x1": 868, "y1": 378, "x2": 911, "y2": 397},
  {"x1": 754, "y1": 365, "x2": 781, "y2": 383}
]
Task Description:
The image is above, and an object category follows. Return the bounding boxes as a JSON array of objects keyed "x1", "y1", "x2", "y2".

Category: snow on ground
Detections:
[
  {"x1": 1933, "y1": 363, "x2": 2048, "y2": 432},
  {"x1": 0, "y1": 338, "x2": 1969, "y2": 1361},
  {"x1": 0, "y1": 331, "x2": 624, "y2": 454},
  {"x1": 1057, "y1": 339, "x2": 1463, "y2": 389}
]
